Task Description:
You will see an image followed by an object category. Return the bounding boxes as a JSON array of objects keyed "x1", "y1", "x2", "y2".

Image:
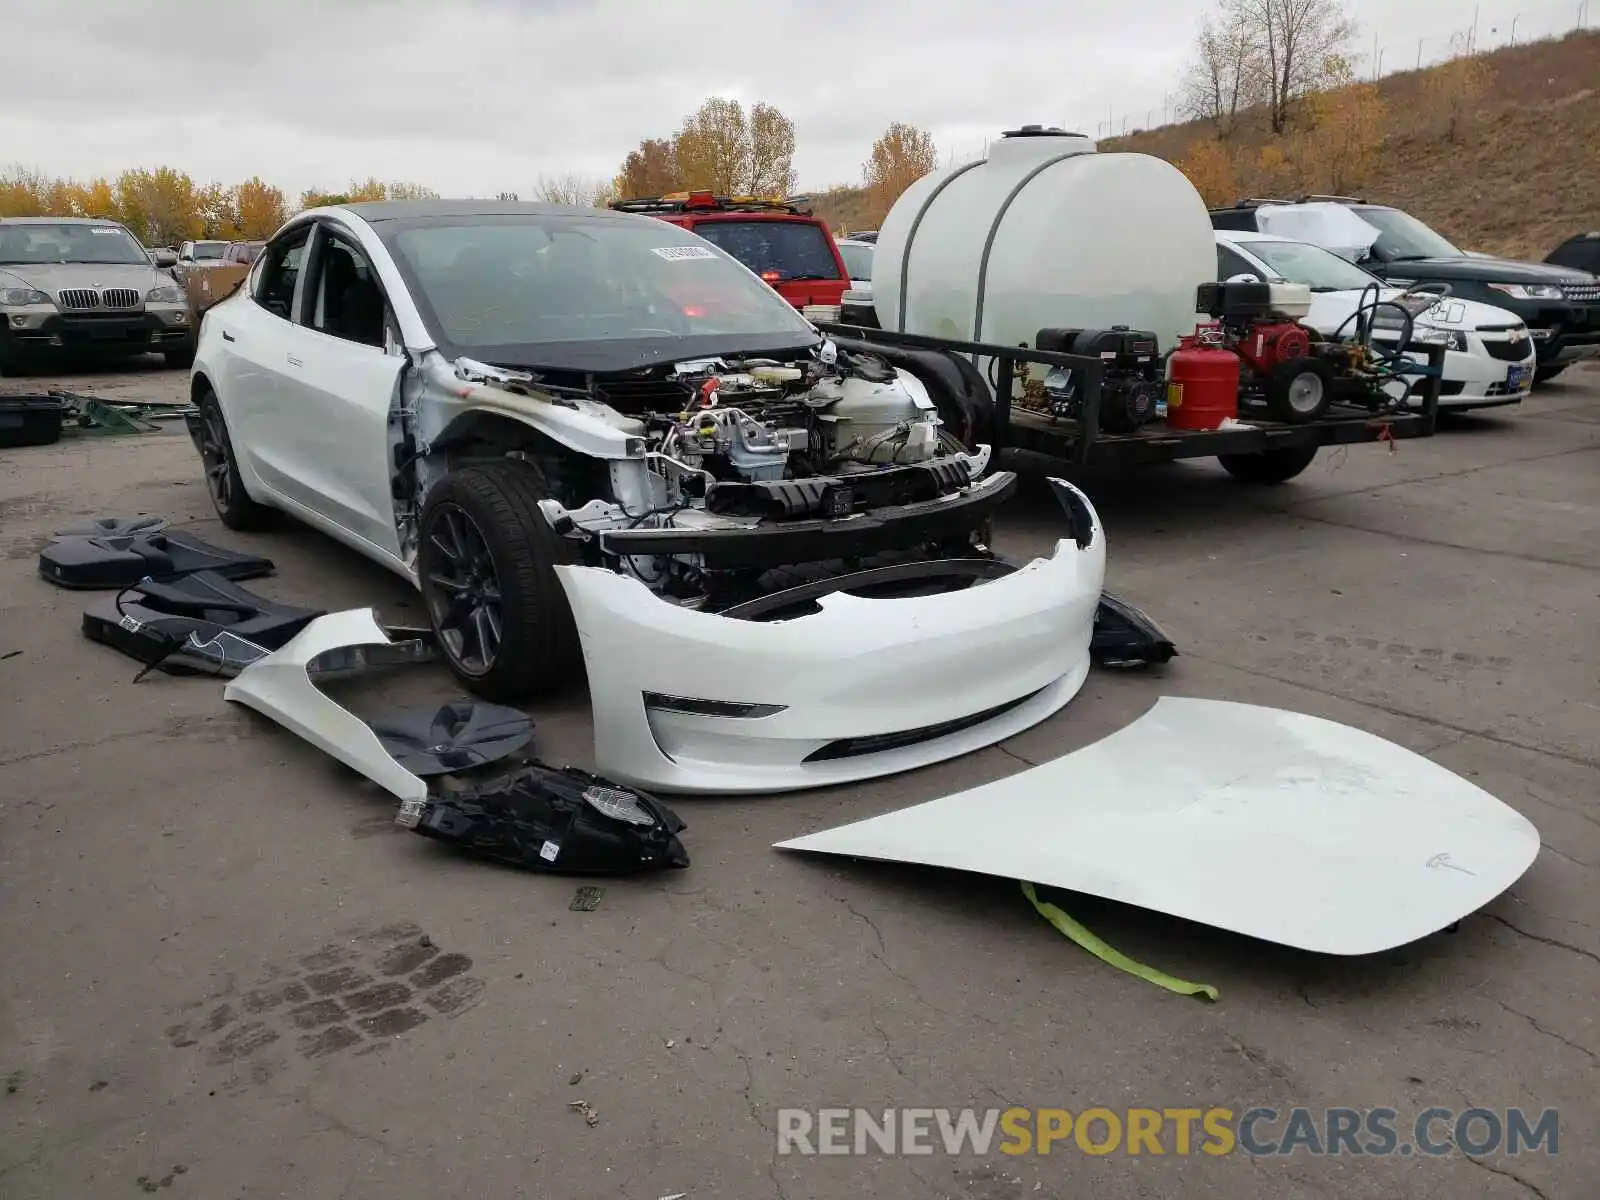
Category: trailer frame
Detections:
[{"x1": 817, "y1": 322, "x2": 1445, "y2": 470}]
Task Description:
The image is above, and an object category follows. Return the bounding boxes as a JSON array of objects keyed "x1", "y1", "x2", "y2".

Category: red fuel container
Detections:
[{"x1": 1166, "y1": 335, "x2": 1240, "y2": 431}]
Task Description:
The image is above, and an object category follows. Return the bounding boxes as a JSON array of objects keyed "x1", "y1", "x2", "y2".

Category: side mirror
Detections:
[
  {"x1": 154, "y1": 250, "x2": 178, "y2": 268},
  {"x1": 1225, "y1": 272, "x2": 1262, "y2": 285}
]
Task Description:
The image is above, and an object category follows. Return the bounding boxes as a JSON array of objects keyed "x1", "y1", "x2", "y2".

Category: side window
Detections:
[
  {"x1": 308, "y1": 229, "x2": 389, "y2": 349},
  {"x1": 1217, "y1": 246, "x2": 1259, "y2": 280},
  {"x1": 253, "y1": 227, "x2": 312, "y2": 320}
]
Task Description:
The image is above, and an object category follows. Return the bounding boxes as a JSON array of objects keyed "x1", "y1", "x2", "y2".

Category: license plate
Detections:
[{"x1": 1506, "y1": 363, "x2": 1531, "y2": 392}]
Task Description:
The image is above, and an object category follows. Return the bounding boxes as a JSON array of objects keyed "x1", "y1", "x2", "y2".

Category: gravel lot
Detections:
[{"x1": 2, "y1": 355, "x2": 1597, "y2": 1199}]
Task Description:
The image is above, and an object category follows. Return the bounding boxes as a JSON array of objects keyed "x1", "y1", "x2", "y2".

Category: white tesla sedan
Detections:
[
  {"x1": 184, "y1": 200, "x2": 1109, "y2": 794},
  {"x1": 1216, "y1": 230, "x2": 1536, "y2": 410}
]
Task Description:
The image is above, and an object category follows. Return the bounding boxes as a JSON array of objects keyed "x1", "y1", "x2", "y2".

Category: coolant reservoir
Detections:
[{"x1": 873, "y1": 126, "x2": 1217, "y2": 351}]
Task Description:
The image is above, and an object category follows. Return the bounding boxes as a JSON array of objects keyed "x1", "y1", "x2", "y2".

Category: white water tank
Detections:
[{"x1": 873, "y1": 127, "x2": 1217, "y2": 352}]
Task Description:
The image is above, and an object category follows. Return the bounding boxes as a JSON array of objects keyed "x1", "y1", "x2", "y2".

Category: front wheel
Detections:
[
  {"x1": 417, "y1": 460, "x2": 581, "y2": 703},
  {"x1": 196, "y1": 388, "x2": 273, "y2": 529},
  {"x1": 1218, "y1": 444, "x2": 1319, "y2": 485}
]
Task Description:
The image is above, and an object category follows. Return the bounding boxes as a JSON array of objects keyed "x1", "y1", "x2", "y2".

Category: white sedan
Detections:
[
  {"x1": 1216, "y1": 230, "x2": 1536, "y2": 409},
  {"x1": 183, "y1": 199, "x2": 1109, "y2": 794}
]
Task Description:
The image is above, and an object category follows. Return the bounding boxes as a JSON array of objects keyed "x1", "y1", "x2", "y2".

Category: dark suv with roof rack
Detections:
[
  {"x1": 1211, "y1": 196, "x2": 1600, "y2": 383},
  {"x1": 609, "y1": 191, "x2": 850, "y2": 314}
]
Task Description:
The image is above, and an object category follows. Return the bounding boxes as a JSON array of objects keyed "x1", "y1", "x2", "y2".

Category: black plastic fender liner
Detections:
[
  {"x1": 81, "y1": 571, "x2": 323, "y2": 676},
  {"x1": 369, "y1": 701, "x2": 533, "y2": 776},
  {"x1": 40, "y1": 530, "x2": 274, "y2": 590},
  {"x1": 403, "y1": 763, "x2": 691, "y2": 875},
  {"x1": 54, "y1": 515, "x2": 169, "y2": 539}
]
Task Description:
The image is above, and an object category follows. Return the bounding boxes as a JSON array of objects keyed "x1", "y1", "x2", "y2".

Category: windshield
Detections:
[
  {"x1": 383, "y1": 213, "x2": 819, "y2": 371},
  {"x1": 1240, "y1": 239, "x2": 1383, "y2": 291},
  {"x1": 1354, "y1": 208, "x2": 1461, "y2": 261},
  {"x1": 0, "y1": 223, "x2": 150, "y2": 265},
  {"x1": 837, "y1": 241, "x2": 874, "y2": 281},
  {"x1": 690, "y1": 220, "x2": 842, "y2": 281},
  {"x1": 191, "y1": 242, "x2": 227, "y2": 260}
]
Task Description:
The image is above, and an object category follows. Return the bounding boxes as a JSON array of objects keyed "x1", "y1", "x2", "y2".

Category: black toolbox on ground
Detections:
[{"x1": 0, "y1": 394, "x2": 66, "y2": 448}]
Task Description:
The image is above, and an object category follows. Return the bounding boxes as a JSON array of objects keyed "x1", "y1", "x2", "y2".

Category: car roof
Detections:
[
  {"x1": 1214, "y1": 229, "x2": 1297, "y2": 246},
  {"x1": 329, "y1": 199, "x2": 639, "y2": 223},
  {"x1": 0, "y1": 215, "x2": 130, "y2": 226}
]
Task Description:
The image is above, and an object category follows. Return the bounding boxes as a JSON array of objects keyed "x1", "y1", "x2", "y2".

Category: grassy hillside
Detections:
[{"x1": 814, "y1": 31, "x2": 1599, "y2": 258}]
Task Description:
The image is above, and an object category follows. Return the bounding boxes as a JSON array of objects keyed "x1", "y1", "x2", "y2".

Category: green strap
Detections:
[{"x1": 1020, "y1": 881, "x2": 1218, "y2": 1001}]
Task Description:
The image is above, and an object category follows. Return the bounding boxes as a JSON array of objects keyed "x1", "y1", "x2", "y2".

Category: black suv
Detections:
[{"x1": 1211, "y1": 197, "x2": 1600, "y2": 383}]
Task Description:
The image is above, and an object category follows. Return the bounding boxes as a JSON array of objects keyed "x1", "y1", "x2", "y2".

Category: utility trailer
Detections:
[{"x1": 818, "y1": 323, "x2": 1445, "y2": 485}]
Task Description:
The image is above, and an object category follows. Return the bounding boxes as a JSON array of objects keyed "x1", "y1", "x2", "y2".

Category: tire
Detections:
[
  {"x1": 417, "y1": 459, "x2": 580, "y2": 703},
  {"x1": 164, "y1": 346, "x2": 197, "y2": 370},
  {"x1": 1533, "y1": 364, "x2": 1568, "y2": 385},
  {"x1": 1218, "y1": 444, "x2": 1320, "y2": 485},
  {"x1": 1264, "y1": 357, "x2": 1334, "y2": 424},
  {"x1": 196, "y1": 388, "x2": 274, "y2": 530}
]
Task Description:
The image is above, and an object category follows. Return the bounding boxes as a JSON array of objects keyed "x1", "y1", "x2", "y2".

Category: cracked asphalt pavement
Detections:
[{"x1": 2, "y1": 356, "x2": 1597, "y2": 1198}]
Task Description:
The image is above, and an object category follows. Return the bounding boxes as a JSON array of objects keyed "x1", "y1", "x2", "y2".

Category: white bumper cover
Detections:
[{"x1": 555, "y1": 483, "x2": 1107, "y2": 795}]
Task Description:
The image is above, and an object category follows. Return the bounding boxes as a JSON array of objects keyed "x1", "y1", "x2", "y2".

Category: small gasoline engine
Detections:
[
  {"x1": 1030, "y1": 326, "x2": 1165, "y2": 434},
  {"x1": 1180, "y1": 280, "x2": 1335, "y2": 425}
]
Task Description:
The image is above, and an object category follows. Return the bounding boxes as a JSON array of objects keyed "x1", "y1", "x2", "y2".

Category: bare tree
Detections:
[
  {"x1": 534, "y1": 174, "x2": 613, "y2": 207},
  {"x1": 1234, "y1": 0, "x2": 1358, "y2": 133},
  {"x1": 1180, "y1": 6, "x2": 1263, "y2": 135}
]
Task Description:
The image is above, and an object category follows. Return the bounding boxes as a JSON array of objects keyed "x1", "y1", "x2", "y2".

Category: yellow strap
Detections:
[{"x1": 1020, "y1": 881, "x2": 1218, "y2": 1001}]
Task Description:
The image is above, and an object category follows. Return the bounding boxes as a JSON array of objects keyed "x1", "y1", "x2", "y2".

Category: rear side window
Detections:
[
  {"x1": 254, "y1": 227, "x2": 311, "y2": 320},
  {"x1": 691, "y1": 220, "x2": 841, "y2": 281}
]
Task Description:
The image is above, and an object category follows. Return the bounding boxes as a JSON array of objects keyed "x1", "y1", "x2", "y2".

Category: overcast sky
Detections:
[{"x1": 0, "y1": 0, "x2": 1570, "y2": 199}]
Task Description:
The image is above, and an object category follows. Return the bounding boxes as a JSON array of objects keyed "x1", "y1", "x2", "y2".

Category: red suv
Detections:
[{"x1": 609, "y1": 192, "x2": 849, "y2": 312}]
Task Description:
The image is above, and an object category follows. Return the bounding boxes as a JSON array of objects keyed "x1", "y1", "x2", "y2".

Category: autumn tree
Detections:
[
  {"x1": 235, "y1": 177, "x2": 288, "y2": 237},
  {"x1": 747, "y1": 102, "x2": 797, "y2": 195},
  {"x1": 1181, "y1": 5, "x2": 1264, "y2": 135},
  {"x1": 196, "y1": 182, "x2": 239, "y2": 237},
  {"x1": 863, "y1": 122, "x2": 937, "y2": 225},
  {"x1": 1228, "y1": 0, "x2": 1357, "y2": 133},
  {"x1": 0, "y1": 167, "x2": 51, "y2": 216},
  {"x1": 614, "y1": 138, "x2": 679, "y2": 200},
  {"x1": 1298, "y1": 81, "x2": 1386, "y2": 193},
  {"x1": 76, "y1": 177, "x2": 118, "y2": 219},
  {"x1": 1176, "y1": 138, "x2": 1240, "y2": 207},
  {"x1": 1423, "y1": 35, "x2": 1494, "y2": 143},
  {"x1": 115, "y1": 167, "x2": 203, "y2": 245},
  {"x1": 673, "y1": 97, "x2": 751, "y2": 194},
  {"x1": 533, "y1": 174, "x2": 614, "y2": 207}
]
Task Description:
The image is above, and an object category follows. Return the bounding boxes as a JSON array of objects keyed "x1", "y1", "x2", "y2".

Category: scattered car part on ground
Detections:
[
  {"x1": 223, "y1": 608, "x2": 439, "y2": 805},
  {"x1": 55, "y1": 515, "x2": 169, "y2": 539},
  {"x1": 1090, "y1": 592, "x2": 1178, "y2": 668},
  {"x1": 1021, "y1": 881, "x2": 1218, "y2": 1000},
  {"x1": 0, "y1": 393, "x2": 66, "y2": 447},
  {"x1": 1215, "y1": 231, "x2": 1536, "y2": 410},
  {"x1": 1211, "y1": 198, "x2": 1600, "y2": 385},
  {"x1": 403, "y1": 763, "x2": 691, "y2": 876},
  {"x1": 82, "y1": 571, "x2": 323, "y2": 677},
  {"x1": 555, "y1": 476, "x2": 1106, "y2": 795},
  {"x1": 39, "y1": 529, "x2": 274, "y2": 589},
  {"x1": 185, "y1": 199, "x2": 1019, "y2": 704},
  {"x1": 0, "y1": 217, "x2": 197, "y2": 373},
  {"x1": 776, "y1": 697, "x2": 1541, "y2": 956},
  {"x1": 369, "y1": 701, "x2": 533, "y2": 776}
]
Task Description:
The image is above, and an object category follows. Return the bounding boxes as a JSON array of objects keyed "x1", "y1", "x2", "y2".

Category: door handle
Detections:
[
  {"x1": 286, "y1": 354, "x2": 303, "y2": 368},
  {"x1": 221, "y1": 330, "x2": 235, "y2": 342}
]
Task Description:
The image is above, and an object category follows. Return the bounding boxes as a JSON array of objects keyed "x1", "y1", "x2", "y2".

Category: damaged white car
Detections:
[{"x1": 185, "y1": 200, "x2": 1130, "y2": 793}]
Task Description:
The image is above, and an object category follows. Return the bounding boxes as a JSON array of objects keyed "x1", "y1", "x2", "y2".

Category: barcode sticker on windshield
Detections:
[{"x1": 651, "y1": 245, "x2": 717, "y2": 261}]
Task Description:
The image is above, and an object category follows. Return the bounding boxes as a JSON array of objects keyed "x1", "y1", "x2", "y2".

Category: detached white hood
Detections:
[{"x1": 1255, "y1": 203, "x2": 1382, "y2": 262}]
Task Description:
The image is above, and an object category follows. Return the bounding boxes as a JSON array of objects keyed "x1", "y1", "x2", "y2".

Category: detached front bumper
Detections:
[{"x1": 555, "y1": 478, "x2": 1107, "y2": 795}]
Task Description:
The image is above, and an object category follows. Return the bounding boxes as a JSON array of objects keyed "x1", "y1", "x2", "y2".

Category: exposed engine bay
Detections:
[{"x1": 412, "y1": 337, "x2": 1002, "y2": 611}]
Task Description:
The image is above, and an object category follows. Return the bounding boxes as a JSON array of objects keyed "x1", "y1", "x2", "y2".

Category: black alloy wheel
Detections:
[
  {"x1": 422, "y1": 502, "x2": 504, "y2": 677},
  {"x1": 196, "y1": 389, "x2": 272, "y2": 529}
]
